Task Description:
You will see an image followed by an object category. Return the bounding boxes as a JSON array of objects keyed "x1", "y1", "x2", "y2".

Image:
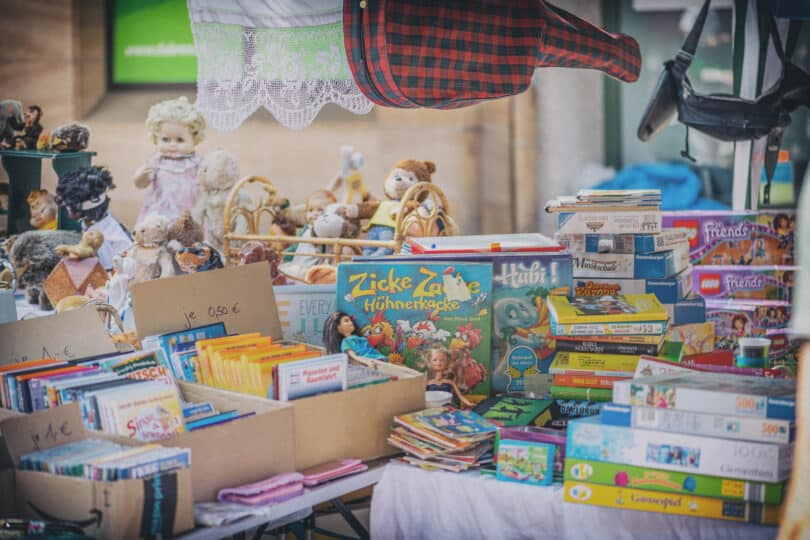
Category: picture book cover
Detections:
[
  {"x1": 141, "y1": 323, "x2": 227, "y2": 381},
  {"x1": 97, "y1": 382, "x2": 185, "y2": 441},
  {"x1": 416, "y1": 407, "x2": 498, "y2": 439},
  {"x1": 496, "y1": 440, "x2": 555, "y2": 486},
  {"x1": 473, "y1": 395, "x2": 558, "y2": 427},
  {"x1": 275, "y1": 353, "x2": 348, "y2": 401},
  {"x1": 336, "y1": 261, "x2": 494, "y2": 399},
  {"x1": 548, "y1": 294, "x2": 668, "y2": 324},
  {"x1": 273, "y1": 284, "x2": 336, "y2": 347}
]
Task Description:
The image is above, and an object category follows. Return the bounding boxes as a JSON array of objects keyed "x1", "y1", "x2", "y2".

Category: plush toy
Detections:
[
  {"x1": 238, "y1": 241, "x2": 287, "y2": 285},
  {"x1": 50, "y1": 123, "x2": 90, "y2": 152},
  {"x1": 175, "y1": 242, "x2": 224, "y2": 273},
  {"x1": 134, "y1": 96, "x2": 207, "y2": 225},
  {"x1": 55, "y1": 230, "x2": 104, "y2": 260},
  {"x1": 339, "y1": 159, "x2": 436, "y2": 256},
  {"x1": 0, "y1": 99, "x2": 23, "y2": 148},
  {"x1": 8, "y1": 229, "x2": 82, "y2": 309},
  {"x1": 55, "y1": 166, "x2": 132, "y2": 271},
  {"x1": 27, "y1": 189, "x2": 58, "y2": 230},
  {"x1": 14, "y1": 105, "x2": 43, "y2": 150},
  {"x1": 36, "y1": 131, "x2": 50, "y2": 151},
  {"x1": 191, "y1": 150, "x2": 247, "y2": 253},
  {"x1": 124, "y1": 213, "x2": 175, "y2": 285}
]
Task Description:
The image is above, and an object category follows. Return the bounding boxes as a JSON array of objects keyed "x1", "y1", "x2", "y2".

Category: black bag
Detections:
[{"x1": 637, "y1": 0, "x2": 810, "y2": 199}]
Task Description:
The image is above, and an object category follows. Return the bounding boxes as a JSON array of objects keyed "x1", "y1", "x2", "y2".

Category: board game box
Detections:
[
  {"x1": 573, "y1": 268, "x2": 692, "y2": 305},
  {"x1": 569, "y1": 244, "x2": 688, "y2": 280}
]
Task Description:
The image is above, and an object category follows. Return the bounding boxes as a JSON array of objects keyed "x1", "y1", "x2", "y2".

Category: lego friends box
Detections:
[{"x1": 336, "y1": 262, "x2": 493, "y2": 402}]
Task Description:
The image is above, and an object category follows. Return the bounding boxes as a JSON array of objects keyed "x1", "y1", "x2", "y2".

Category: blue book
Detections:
[
  {"x1": 663, "y1": 295, "x2": 706, "y2": 325},
  {"x1": 141, "y1": 323, "x2": 226, "y2": 381},
  {"x1": 186, "y1": 410, "x2": 242, "y2": 430}
]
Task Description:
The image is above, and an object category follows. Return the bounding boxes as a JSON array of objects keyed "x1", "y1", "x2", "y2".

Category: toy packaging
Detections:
[
  {"x1": 573, "y1": 268, "x2": 692, "y2": 305},
  {"x1": 566, "y1": 416, "x2": 792, "y2": 482},
  {"x1": 569, "y1": 244, "x2": 688, "y2": 280},
  {"x1": 705, "y1": 299, "x2": 791, "y2": 351},
  {"x1": 751, "y1": 210, "x2": 795, "y2": 265},
  {"x1": 564, "y1": 458, "x2": 785, "y2": 504},
  {"x1": 555, "y1": 229, "x2": 688, "y2": 254},
  {"x1": 496, "y1": 439, "x2": 555, "y2": 486},
  {"x1": 692, "y1": 265, "x2": 794, "y2": 301}
]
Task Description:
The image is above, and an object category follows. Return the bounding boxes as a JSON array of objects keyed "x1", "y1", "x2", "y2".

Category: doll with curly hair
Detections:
[
  {"x1": 55, "y1": 165, "x2": 132, "y2": 270},
  {"x1": 133, "y1": 96, "x2": 207, "y2": 225}
]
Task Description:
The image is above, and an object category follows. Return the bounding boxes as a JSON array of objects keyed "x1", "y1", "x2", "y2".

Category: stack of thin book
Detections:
[
  {"x1": 545, "y1": 189, "x2": 662, "y2": 213},
  {"x1": 388, "y1": 407, "x2": 498, "y2": 472}
]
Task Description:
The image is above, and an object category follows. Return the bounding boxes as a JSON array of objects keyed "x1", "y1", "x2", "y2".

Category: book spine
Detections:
[
  {"x1": 551, "y1": 367, "x2": 636, "y2": 378},
  {"x1": 612, "y1": 381, "x2": 796, "y2": 421},
  {"x1": 551, "y1": 400, "x2": 605, "y2": 429},
  {"x1": 551, "y1": 385, "x2": 612, "y2": 402},
  {"x1": 600, "y1": 403, "x2": 794, "y2": 444},
  {"x1": 550, "y1": 321, "x2": 668, "y2": 336},
  {"x1": 634, "y1": 230, "x2": 689, "y2": 254},
  {"x1": 566, "y1": 419, "x2": 792, "y2": 482},
  {"x1": 553, "y1": 373, "x2": 628, "y2": 389},
  {"x1": 555, "y1": 339, "x2": 659, "y2": 356},
  {"x1": 564, "y1": 458, "x2": 785, "y2": 505},
  {"x1": 563, "y1": 482, "x2": 780, "y2": 525},
  {"x1": 555, "y1": 352, "x2": 641, "y2": 373}
]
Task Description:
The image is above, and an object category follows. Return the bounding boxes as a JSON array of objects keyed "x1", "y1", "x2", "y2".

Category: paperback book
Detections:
[
  {"x1": 275, "y1": 353, "x2": 348, "y2": 401},
  {"x1": 547, "y1": 294, "x2": 668, "y2": 325},
  {"x1": 472, "y1": 395, "x2": 558, "y2": 427}
]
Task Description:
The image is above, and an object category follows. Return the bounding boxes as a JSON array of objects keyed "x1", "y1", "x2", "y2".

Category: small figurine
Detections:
[
  {"x1": 7, "y1": 229, "x2": 82, "y2": 309},
  {"x1": 327, "y1": 146, "x2": 371, "y2": 204},
  {"x1": 50, "y1": 123, "x2": 90, "y2": 152},
  {"x1": 279, "y1": 190, "x2": 337, "y2": 280},
  {"x1": 338, "y1": 159, "x2": 436, "y2": 256},
  {"x1": 0, "y1": 99, "x2": 23, "y2": 148},
  {"x1": 134, "y1": 96, "x2": 207, "y2": 225},
  {"x1": 14, "y1": 105, "x2": 43, "y2": 150},
  {"x1": 191, "y1": 150, "x2": 248, "y2": 253},
  {"x1": 27, "y1": 189, "x2": 58, "y2": 230},
  {"x1": 36, "y1": 131, "x2": 50, "y2": 151},
  {"x1": 124, "y1": 213, "x2": 175, "y2": 284},
  {"x1": 107, "y1": 253, "x2": 136, "y2": 316},
  {"x1": 55, "y1": 230, "x2": 104, "y2": 260},
  {"x1": 55, "y1": 165, "x2": 132, "y2": 270},
  {"x1": 175, "y1": 242, "x2": 224, "y2": 273},
  {"x1": 422, "y1": 345, "x2": 473, "y2": 408},
  {"x1": 323, "y1": 311, "x2": 388, "y2": 361}
]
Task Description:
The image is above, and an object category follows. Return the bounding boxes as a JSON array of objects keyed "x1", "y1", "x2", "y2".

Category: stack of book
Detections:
[
  {"x1": 563, "y1": 371, "x2": 794, "y2": 525},
  {"x1": 547, "y1": 293, "x2": 671, "y2": 408},
  {"x1": 388, "y1": 407, "x2": 498, "y2": 472}
]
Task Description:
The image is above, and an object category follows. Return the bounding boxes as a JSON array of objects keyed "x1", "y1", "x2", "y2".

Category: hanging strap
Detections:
[{"x1": 671, "y1": 0, "x2": 712, "y2": 77}]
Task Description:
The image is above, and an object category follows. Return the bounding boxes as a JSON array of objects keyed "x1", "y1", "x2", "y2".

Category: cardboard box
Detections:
[
  {"x1": 0, "y1": 404, "x2": 194, "y2": 539},
  {"x1": 290, "y1": 358, "x2": 425, "y2": 470}
]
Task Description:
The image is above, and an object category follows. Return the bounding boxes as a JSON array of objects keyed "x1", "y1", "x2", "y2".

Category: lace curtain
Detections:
[{"x1": 187, "y1": 0, "x2": 373, "y2": 130}]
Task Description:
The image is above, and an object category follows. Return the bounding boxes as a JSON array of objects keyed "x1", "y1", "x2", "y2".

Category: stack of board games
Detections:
[
  {"x1": 351, "y1": 240, "x2": 575, "y2": 405},
  {"x1": 662, "y1": 210, "x2": 797, "y2": 367},
  {"x1": 20, "y1": 439, "x2": 191, "y2": 481},
  {"x1": 546, "y1": 294, "x2": 672, "y2": 410},
  {"x1": 564, "y1": 371, "x2": 795, "y2": 525},
  {"x1": 388, "y1": 407, "x2": 497, "y2": 472}
]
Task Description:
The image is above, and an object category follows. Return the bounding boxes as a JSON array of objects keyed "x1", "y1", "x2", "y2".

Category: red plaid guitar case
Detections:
[{"x1": 344, "y1": 0, "x2": 641, "y2": 109}]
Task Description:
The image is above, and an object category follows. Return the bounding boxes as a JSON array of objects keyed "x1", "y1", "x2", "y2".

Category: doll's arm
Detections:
[
  {"x1": 450, "y1": 380, "x2": 474, "y2": 408},
  {"x1": 133, "y1": 163, "x2": 154, "y2": 189}
]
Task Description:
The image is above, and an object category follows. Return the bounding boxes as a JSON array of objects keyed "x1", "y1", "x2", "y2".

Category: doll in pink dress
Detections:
[{"x1": 133, "y1": 96, "x2": 207, "y2": 226}]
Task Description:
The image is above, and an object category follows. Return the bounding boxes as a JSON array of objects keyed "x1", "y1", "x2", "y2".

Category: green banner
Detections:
[{"x1": 113, "y1": 0, "x2": 197, "y2": 84}]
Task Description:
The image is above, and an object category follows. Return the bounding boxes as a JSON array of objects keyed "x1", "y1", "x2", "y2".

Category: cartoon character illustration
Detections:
[
  {"x1": 494, "y1": 297, "x2": 542, "y2": 348},
  {"x1": 450, "y1": 322, "x2": 487, "y2": 393},
  {"x1": 442, "y1": 267, "x2": 472, "y2": 301},
  {"x1": 397, "y1": 311, "x2": 451, "y2": 350},
  {"x1": 323, "y1": 311, "x2": 387, "y2": 361},
  {"x1": 360, "y1": 312, "x2": 397, "y2": 356},
  {"x1": 731, "y1": 314, "x2": 749, "y2": 337}
]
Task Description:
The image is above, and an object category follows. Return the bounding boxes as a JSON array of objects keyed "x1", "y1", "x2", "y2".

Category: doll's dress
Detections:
[
  {"x1": 426, "y1": 381, "x2": 454, "y2": 393},
  {"x1": 340, "y1": 335, "x2": 387, "y2": 360},
  {"x1": 137, "y1": 153, "x2": 202, "y2": 225}
]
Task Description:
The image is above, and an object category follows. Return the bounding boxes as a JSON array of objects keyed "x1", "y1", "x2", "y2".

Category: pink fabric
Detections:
[
  {"x1": 136, "y1": 153, "x2": 202, "y2": 226},
  {"x1": 301, "y1": 459, "x2": 368, "y2": 487},
  {"x1": 217, "y1": 472, "x2": 304, "y2": 507}
]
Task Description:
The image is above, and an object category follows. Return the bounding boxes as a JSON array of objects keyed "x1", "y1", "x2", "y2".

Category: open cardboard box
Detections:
[
  {"x1": 0, "y1": 403, "x2": 194, "y2": 539},
  {"x1": 131, "y1": 263, "x2": 426, "y2": 472}
]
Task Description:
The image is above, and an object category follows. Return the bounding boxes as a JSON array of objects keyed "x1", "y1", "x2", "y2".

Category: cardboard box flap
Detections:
[
  {"x1": 0, "y1": 403, "x2": 85, "y2": 466},
  {"x1": 0, "y1": 308, "x2": 118, "y2": 366},
  {"x1": 131, "y1": 263, "x2": 282, "y2": 340},
  {"x1": 178, "y1": 381, "x2": 291, "y2": 414}
]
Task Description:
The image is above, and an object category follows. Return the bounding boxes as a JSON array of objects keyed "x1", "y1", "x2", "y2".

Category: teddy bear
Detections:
[
  {"x1": 55, "y1": 230, "x2": 104, "y2": 260},
  {"x1": 8, "y1": 229, "x2": 82, "y2": 309},
  {"x1": 27, "y1": 189, "x2": 58, "y2": 230},
  {"x1": 123, "y1": 213, "x2": 175, "y2": 285},
  {"x1": 238, "y1": 241, "x2": 287, "y2": 285},
  {"x1": 192, "y1": 150, "x2": 249, "y2": 253},
  {"x1": 338, "y1": 159, "x2": 436, "y2": 256}
]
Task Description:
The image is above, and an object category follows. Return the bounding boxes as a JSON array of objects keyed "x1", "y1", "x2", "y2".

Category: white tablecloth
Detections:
[{"x1": 370, "y1": 463, "x2": 778, "y2": 540}]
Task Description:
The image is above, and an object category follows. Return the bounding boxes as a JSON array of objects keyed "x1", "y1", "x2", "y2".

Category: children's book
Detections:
[
  {"x1": 275, "y1": 354, "x2": 348, "y2": 401},
  {"x1": 273, "y1": 284, "x2": 336, "y2": 347},
  {"x1": 336, "y1": 261, "x2": 494, "y2": 400},
  {"x1": 547, "y1": 294, "x2": 668, "y2": 324},
  {"x1": 415, "y1": 407, "x2": 498, "y2": 439},
  {"x1": 141, "y1": 323, "x2": 227, "y2": 381},
  {"x1": 95, "y1": 381, "x2": 185, "y2": 441}
]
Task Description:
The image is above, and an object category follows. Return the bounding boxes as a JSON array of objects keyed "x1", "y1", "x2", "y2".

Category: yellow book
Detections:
[
  {"x1": 209, "y1": 337, "x2": 273, "y2": 389},
  {"x1": 240, "y1": 345, "x2": 305, "y2": 396},
  {"x1": 564, "y1": 482, "x2": 782, "y2": 525},
  {"x1": 195, "y1": 333, "x2": 262, "y2": 386},
  {"x1": 216, "y1": 343, "x2": 281, "y2": 391},
  {"x1": 547, "y1": 294, "x2": 668, "y2": 324},
  {"x1": 550, "y1": 351, "x2": 640, "y2": 374}
]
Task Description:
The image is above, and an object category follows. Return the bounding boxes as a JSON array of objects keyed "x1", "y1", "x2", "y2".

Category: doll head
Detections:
[
  {"x1": 383, "y1": 160, "x2": 436, "y2": 201},
  {"x1": 55, "y1": 165, "x2": 115, "y2": 224},
  {"x1": 0, "y1": 99, "x2": 22, "y2": 127},
  {"x1": 27, "y1": 189, "x2": 57, "y2": 229},
  {"x1": 145, "y1": 97, "x2": 206, "y2": 158},
  {"x1": 306, "y1": 190, "x2": 337, "y2": 225},
  {"x1": 25, "y1": 105, "x2": 41, "y2": 127},
  {"x1": 731, "y1": 314, "x2": 748, "y2": 333},
  {"x1": 425, "y1": 345, "x2": 452, "y2": 378},
  {"x1": 323, "y1": 311, "x2": 359, "y2": 354}
]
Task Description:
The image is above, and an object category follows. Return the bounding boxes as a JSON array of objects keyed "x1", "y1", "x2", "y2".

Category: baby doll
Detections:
[
  {"x1": 338, "y1": 159, "x2": 436, "y2": 256},
  {"x1": 55, "y1": 166, "x2": 132, "y2": 271},
  {"x1": 0, "y1": 100, "x2": 23, "y2": 148},
  {"x1": 280, "y1": 190, "x2": 337, "y2": 278},
  {"x1": 134, "y1": 96, "x2": 207, "y2": 225},
  {"x1": 27, "y1": 189, "x2": 58, "y2": 230},
  {"x1": 14, "y1": 105, "x2": 43, "y2": 150},
  {"x1": 323, "y1": 311, "x2": 387, "y2": 362}
]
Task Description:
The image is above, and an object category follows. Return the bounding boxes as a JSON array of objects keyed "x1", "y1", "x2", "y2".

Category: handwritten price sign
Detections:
[{"x1": 132, "y1": 264, "x2": 282, "y2": 339}]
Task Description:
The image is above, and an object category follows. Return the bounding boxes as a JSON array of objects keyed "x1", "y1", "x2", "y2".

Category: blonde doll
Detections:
[{"x1": 133, "y1": 96, "x2": 207, "y2": 225}]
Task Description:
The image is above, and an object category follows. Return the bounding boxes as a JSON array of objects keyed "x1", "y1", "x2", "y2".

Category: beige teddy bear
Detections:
[
  {"x1": 124, "y1": 213, "x2": 175, "y2": 285},
  {"x1": 192, "y1": 150, "x2": 249, "y2": 253}
]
